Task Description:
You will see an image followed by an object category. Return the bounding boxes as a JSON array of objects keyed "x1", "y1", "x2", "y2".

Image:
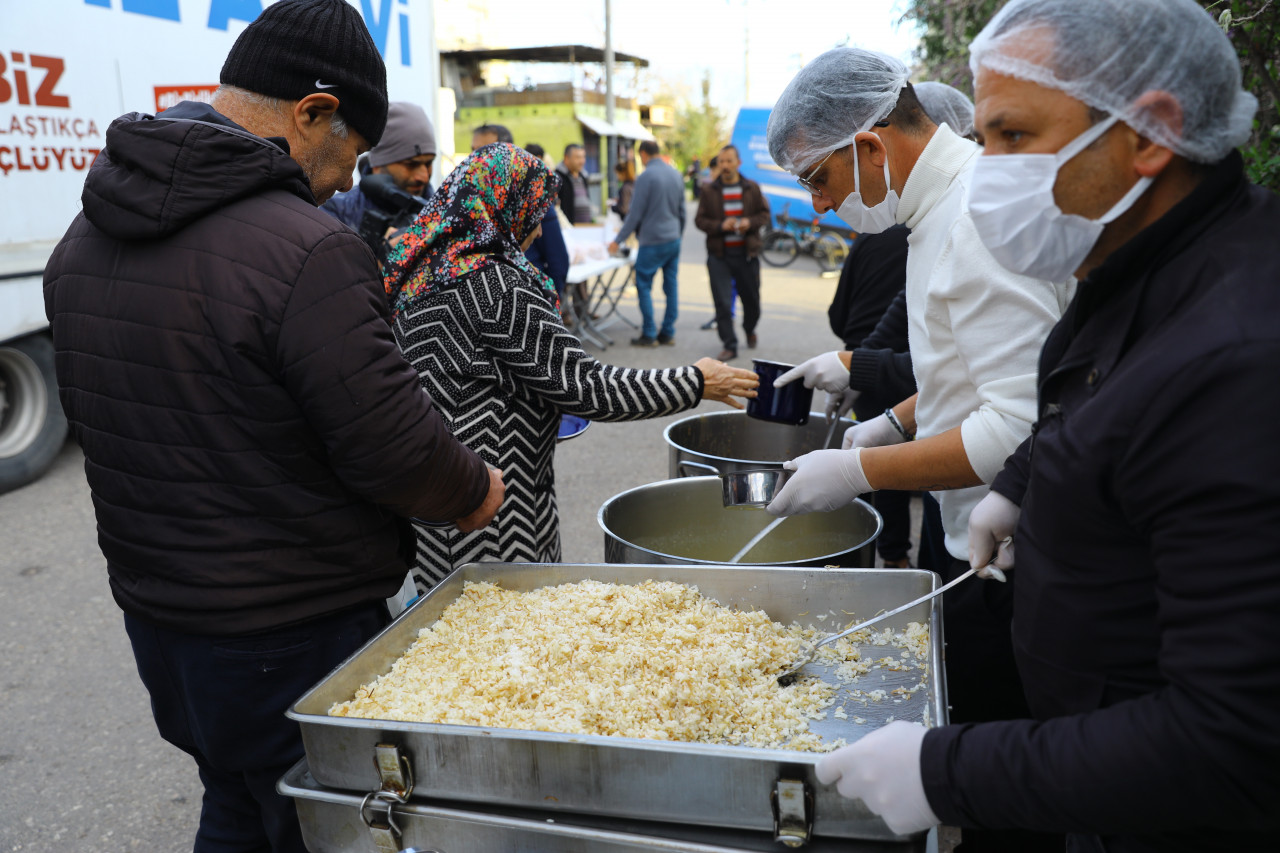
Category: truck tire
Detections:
[{"x1": 0, "y1": 333, "x2": 68, "y2": 494}]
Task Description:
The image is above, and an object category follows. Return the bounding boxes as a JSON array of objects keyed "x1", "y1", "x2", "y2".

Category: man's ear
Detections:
[
  {"x1": 1130, "y1": 90, "x2": 1181, "y2": 179},
  {"x1": 293, "y1": 93, "x2": 341, "y2": 136},
  {"x1": 855, "y1": 131, "x2": 887, "y2": 169}
]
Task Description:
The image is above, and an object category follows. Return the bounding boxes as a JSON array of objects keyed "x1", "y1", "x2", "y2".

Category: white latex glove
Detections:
[
  {"x1": 842, "y1": 413, "x2": 904, "y2": 451},
  {"x1": 773, "y1": 351, "x2": 850, "y2": 394},
  {"x1": 766, "y1": 448, "x2": 872, "y2": 517},
  {"x1": 815, "y1": 721, "x2": 939, "y2": 836},
  {"x1": 824, "y1": 388, "x2": 861, "y2": 425},
  {"x1": 967, "y1": 490, "x2": 1019, "y2": 582}
]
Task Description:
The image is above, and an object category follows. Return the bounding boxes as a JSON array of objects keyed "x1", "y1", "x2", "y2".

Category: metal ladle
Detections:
[{"x1": 776, "y1": 566, "x2": 978, "y2": 687}]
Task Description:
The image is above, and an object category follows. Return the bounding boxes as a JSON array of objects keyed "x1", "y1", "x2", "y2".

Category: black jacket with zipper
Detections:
[
  {"x1": 44, "y1": 102, "x2": 489, "y2": 636},
  {"x1": 920, "y1": 152, "x2": 1280, "y2": 852}
]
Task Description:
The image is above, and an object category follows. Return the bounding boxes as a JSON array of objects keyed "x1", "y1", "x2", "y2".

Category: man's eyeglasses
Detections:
[{"x1": 795, "y1": 121, "x2": 889, "y2": 196}]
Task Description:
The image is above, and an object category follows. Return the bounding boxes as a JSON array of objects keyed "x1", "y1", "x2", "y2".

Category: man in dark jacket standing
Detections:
[
  {"x1": 814, "y1": 2, "x2": 1280, "y2": 851},
  {"x1": 694, "y1": 144, "x2": 771, "y2": 359},
  {"x1": 323, "y1": 100, "x2": 438, "y2": 231},
  {"x1": 42, "y1": 2, "x2": 503, "y2": 851}
]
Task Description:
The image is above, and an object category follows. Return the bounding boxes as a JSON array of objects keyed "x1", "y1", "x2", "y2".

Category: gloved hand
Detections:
[
  {"x1": 967, "y1": 490, "x2": 1019, "y2": 582},
  {"x1": 774, "y1": 351, "x2": 850, "y2": 394},
  {"x1": 766, "y1": 448, "x2": 872, "y2": 517},
  {"x1": 842, "y1": 413, "x2": 905, "y2": 450},
  {"x1": 824, "y1": 389, "x2": 861, "y2": 425},
  {"x1": 816, "y1": 721, "x2": 939, "y2": 836}
]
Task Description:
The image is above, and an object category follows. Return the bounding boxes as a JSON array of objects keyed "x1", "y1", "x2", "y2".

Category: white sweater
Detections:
[{"x1": 897, "y1": 125, "x2": 1073, "y2": 560}]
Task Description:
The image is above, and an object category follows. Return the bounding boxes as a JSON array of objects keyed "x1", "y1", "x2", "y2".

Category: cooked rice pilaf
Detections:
[{"x1": 330, "y1": 580, "x2": 929, "y2": 752}]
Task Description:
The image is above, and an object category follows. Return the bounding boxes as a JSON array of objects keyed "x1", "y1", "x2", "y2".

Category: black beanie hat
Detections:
[{"x1": 219, "y1": 0, "x2": 389, "y2": 145}]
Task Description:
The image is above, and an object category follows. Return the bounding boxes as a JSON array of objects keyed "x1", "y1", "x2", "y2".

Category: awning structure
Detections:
[
  {"x1": 610, "y1": 120, "x2": 656, "y2": 141},
  {"x1": 575, "y1": 113, "x2": 620, "y2": 136}
]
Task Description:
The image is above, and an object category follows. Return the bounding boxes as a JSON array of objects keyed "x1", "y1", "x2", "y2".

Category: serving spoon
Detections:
[{"x1": 776, "y1": 566, "x2": 977, "y2": 687}]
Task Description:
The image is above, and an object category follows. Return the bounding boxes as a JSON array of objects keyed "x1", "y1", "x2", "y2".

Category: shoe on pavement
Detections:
[
  {"x1": 631, "y1": 335, "x2": 659, "y2": 347},
  {"x1": 716, "y1": 348, "x2": 738, "y2": 361},
  {"x1": 657, "y1": 334, "x2": 676, "y2": 346},
  {"x1": 747, "y1": 333, "x2": 758, "y2": 349},
  {"x1": 700, "y1": 317, "x2": 717, "y2": 331}
]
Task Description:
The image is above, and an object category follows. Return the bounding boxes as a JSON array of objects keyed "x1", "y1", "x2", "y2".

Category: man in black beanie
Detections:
[{"x1": 42, "y1": 1, "x2": 504, "y2": 851}]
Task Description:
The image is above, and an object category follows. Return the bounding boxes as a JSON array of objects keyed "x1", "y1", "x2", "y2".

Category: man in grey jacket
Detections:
[{"x1": 609, "y1": 140, "x2": 687, "y2": 345}]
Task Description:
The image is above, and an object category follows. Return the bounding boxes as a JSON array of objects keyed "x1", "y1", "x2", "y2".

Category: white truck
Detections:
[{"x1": 1, "y1": 0, "x2": 440, "y2": 494}]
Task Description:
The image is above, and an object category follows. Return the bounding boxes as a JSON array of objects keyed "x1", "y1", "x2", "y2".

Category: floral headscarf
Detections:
[{"x1": 383, "y1": 142, "x2": 561, "y2": 317}]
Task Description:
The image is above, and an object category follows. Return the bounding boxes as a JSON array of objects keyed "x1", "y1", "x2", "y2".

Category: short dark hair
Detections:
[
  {"x1": 564, "y1": 143, "x2": 584, "y2": 157},
  {"x1": 719, "y1": 144, "x2": 740, "y2": 158},
  {"x1": 884, "y1": 84, "x2": 932, "y2": 136},
  {"x1": 638, "y1": 140, "x2": 660, "y2": 157},
  {"x1": 524, "y1": 142, "x2": 545, "y2": 159},
  {"x1": 473, "y1": 124, "x2": 514, "y2": 144}
]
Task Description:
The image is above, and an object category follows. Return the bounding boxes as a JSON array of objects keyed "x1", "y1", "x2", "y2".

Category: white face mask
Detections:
[
  {"x1": 967, "y1": 115, "x2": 1153, "y2": 282},
  {"x1": 834, "y1": 133, "x2": 900, "y2": 234}
]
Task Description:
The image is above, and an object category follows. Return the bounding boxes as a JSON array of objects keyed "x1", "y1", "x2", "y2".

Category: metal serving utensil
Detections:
[{"x1": 776, "y1": 566, "x2": 978, "y2": 687}]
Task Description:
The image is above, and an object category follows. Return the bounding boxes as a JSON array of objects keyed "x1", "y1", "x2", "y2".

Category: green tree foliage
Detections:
[
  {"x1": 653, "y1": 72, "x2": 729, "y2": 176},
  {"x1": 900, "y1": 0, "x2": 1280, "y2": 189}
]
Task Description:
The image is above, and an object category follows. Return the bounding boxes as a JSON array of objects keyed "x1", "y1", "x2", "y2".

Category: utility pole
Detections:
[{"x1": 604, "y1": 0, "x2": 616, "y2": 213}]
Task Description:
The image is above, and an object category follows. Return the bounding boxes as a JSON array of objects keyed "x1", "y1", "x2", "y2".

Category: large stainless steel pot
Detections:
[
  {"x1": 665, "y1": 410, "x2": 854, "y2": 479},
  {"x1": 599, "y1": 476, "x2": 880, "y2": 567}
]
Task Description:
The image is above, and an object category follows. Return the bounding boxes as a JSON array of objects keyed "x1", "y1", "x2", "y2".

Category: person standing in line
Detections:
[
  {"x1": 324, "y1": 100, "x2": 438, "y2": 229},
  {"x1": 557, "y1": 143, "x2": 595, "y2": 224},
  {"x1": 384, "y1": 143, "x2": 758, "y2": 589},
  {"x1": 471, "y1": 123, "x2": 513, "y2": 150},
  {"x1": 40, "y1": 2, "x2": 503, "y2": 850},
  {"x1": 612, "y1": 158, "x2": 636, "y2": 218},
  {"x1": 608, "y1": 140, "x2": 687, "y2": 346},
  {"x1": 695, "y1": 144, "x2": 771, "y2": 360}
]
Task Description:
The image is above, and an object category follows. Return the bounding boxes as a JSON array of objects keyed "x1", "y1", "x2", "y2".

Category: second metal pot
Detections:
[{"x1": 665, "y1": 410, "x2": 853, "y2": 480}]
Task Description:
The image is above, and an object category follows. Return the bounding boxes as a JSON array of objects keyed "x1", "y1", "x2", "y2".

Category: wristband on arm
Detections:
[{"x1": 885, "y1": 408, "x2": 913, "y2": 442}]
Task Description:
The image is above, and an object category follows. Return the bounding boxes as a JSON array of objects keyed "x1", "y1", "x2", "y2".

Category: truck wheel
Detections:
[{"x1": 0, "y1": 334, "x2": 68, "y2": 494}]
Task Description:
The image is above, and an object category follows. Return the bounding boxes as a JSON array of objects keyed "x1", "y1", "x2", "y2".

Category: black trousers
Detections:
[
  {"x1": 941, "y1": 554, "x2": 1064, "y2": 853},
  {"x1": 870, "y1": 488, "x2": 912, "y2": 562},
  {"x1": 707, "y1": 248, "x2": 761, "y2": 350},
  {"x1": 125, "y1": 602, "x2": 389, "y2": 853}
]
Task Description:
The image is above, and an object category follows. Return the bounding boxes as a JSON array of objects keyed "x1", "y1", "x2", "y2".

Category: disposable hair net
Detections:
[
  {"x1": 970, "y1": 0, "x2": 1257, "y2": 164},
  {"x1": 914, "y1": 82, "x2": 975, "y2": 138},
  {"x1": 767, "y1": 48, "x2": 910, "y2": 173}
]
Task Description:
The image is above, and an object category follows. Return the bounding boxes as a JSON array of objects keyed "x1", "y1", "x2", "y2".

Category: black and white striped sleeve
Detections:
[{"x1": 471, "y1": 267, "x2": 703, "y2": 421}]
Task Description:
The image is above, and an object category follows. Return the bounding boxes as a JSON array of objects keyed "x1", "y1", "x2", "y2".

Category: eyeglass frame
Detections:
[{"x1": 796, "y1": 120, "x2": 890, "y2": 196}]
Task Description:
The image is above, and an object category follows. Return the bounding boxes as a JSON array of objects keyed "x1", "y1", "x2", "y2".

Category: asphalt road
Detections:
[{"x1": 0, "y1": 212, "x2": 868, "y2": 852}]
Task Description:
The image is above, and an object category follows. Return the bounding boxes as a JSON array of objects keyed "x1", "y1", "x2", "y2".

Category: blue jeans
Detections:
[{"x1": 633, "y1": 239, "x2": 681, "y2": 339}]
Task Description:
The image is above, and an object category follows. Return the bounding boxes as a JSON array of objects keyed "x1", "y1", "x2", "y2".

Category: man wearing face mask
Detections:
[
  {"x1": 764, "y1": 51, "x2": 1069, "y2": 853},
  {"x1": 811, "y1": 2, "x2": 1280, "y2": 851}
]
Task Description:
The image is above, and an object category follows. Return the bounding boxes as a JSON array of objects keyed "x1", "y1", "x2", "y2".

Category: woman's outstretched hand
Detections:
[{"x1": 695, "y1": 358, "x2": 759, "y2": 410}]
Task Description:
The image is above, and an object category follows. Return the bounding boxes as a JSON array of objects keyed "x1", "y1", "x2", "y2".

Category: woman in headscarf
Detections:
[{"x1": 384, "y1": 143, "x2": 759, "y2": 591}]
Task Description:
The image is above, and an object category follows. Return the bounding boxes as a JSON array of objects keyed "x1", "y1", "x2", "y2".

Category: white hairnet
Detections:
[
  {"x1": 970, "y1": 0, "x2": 1257, "y2": 164},
  {"x1": 767, "y1": 48, "x2": 910, "y2": 173},
  {"x1": 914, "y1": 82, "x2": 975, "y2": 138}
]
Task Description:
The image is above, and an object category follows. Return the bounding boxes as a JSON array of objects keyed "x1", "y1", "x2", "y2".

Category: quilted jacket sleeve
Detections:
[{"x1": 276, "y1": 232, "x2": 490, "y2": 522}]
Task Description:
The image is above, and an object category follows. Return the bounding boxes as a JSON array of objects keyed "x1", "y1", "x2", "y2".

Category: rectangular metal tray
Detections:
[
  {"x1": 288, "y1": 563, "x2": 947, "y2": 842},
  {"x1": 279, "y1": 759, "x2": 928, "y2": 853}
]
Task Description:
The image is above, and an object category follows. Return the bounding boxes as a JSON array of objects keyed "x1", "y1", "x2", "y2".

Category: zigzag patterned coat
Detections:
[
  {"x1": 393, "y1": 264, "x2": 702, "y2": 589},
  {"x1": 383, "y1": 144, "x2": 704, "y2": 591}
]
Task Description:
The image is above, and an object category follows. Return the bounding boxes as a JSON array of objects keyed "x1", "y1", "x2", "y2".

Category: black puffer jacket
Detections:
[{"x1": 44, "y1": 102, "x2": 489, "y2": 636}]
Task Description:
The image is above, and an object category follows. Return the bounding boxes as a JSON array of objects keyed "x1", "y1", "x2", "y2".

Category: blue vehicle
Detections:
[{"x1": 728, "y1": 106, "x2": 854, "y2": 238}]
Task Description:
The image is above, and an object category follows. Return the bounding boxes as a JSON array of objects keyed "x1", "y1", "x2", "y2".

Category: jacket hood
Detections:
[{"x1": 82, "y1": 103, "x2": 314, "y2": 240}]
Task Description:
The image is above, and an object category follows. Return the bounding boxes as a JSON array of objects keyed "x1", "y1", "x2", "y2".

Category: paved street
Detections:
[{"x1": 0, "y1": 212, "x2": 860, "y2": 851}]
